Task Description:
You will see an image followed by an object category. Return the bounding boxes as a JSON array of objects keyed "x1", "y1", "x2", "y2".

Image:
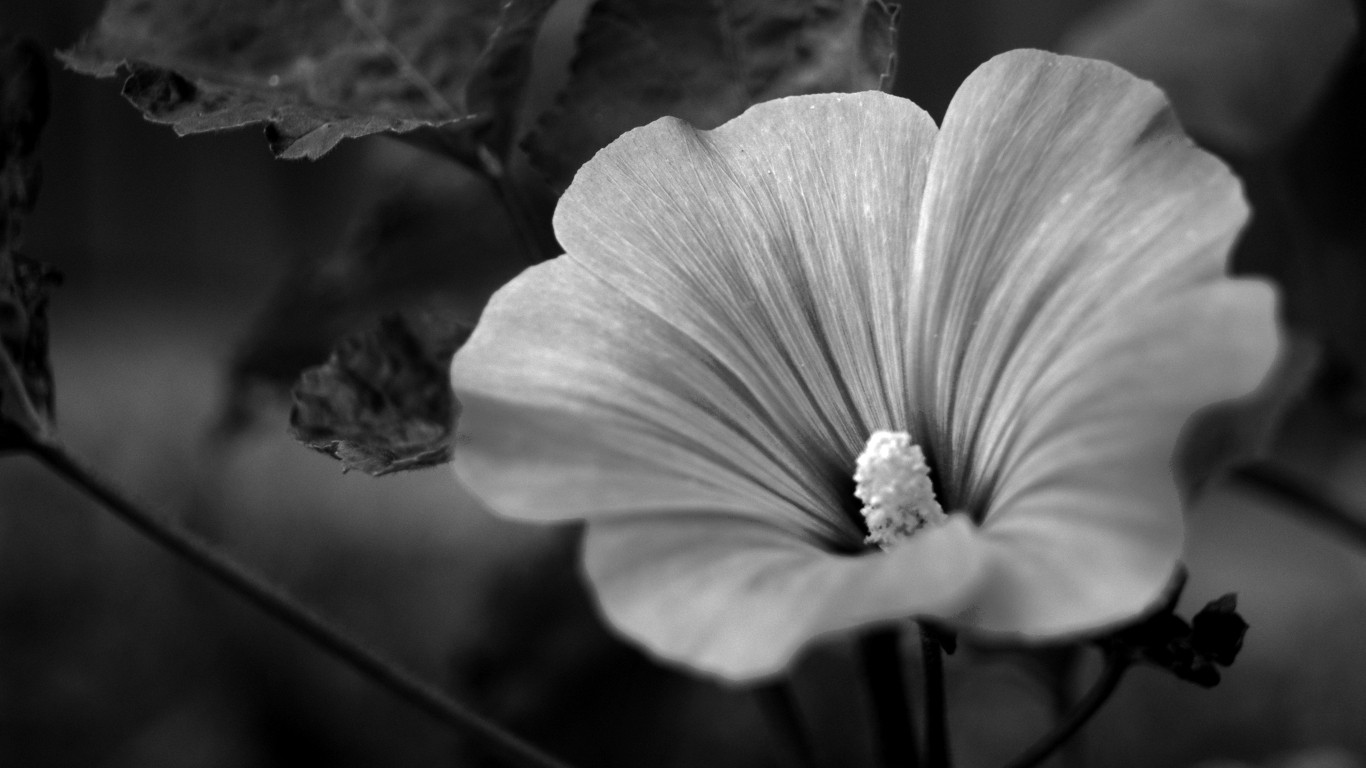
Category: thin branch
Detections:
[
  {"x1": 859, "y1": 625, "x2": 919, "y2": 768},
  {"x1": 24, "y1": 437, "x2": 573, "y2": 768},
  {"x1": 1229, "y1": 462, "x2": 1366, "y2": 552},
  {"x1": 919, "y1": 625, "x2": 951, "y2": 768},
  {"x1": 753, "y1": 681, "x2": 819, "y2": 768},
  {"x1": 1002, "y1": 652, "x2": 1130, "y2": 768}
]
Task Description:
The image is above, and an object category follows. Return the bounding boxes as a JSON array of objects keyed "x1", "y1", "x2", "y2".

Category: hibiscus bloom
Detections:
[{"x1": 449, "y1": 49, "x2": 1280, "y2": 681}]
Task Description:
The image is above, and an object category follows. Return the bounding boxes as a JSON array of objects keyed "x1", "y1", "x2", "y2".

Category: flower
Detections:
[{"x1": 449, "y1": 49, "x2": 1280, "y2": 681}]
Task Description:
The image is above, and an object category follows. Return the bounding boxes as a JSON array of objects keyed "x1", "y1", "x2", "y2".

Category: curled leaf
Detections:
[
  {"x1": 61, "y1": 0, "x2": 557, "y2": 159},
  {"x1": 290, "y1": 311, "x2": 471, "y2": 476},
  {"x1": 222, "y1": 153, "x2": 522, "y2": 432},
  {"x1": 526, "y1": 0, "x2": 899, "y2": 192}
]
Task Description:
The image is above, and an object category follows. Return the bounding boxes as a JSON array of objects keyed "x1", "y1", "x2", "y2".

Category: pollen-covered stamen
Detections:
[{"x1": 854, "y1": 430, "x2": 947, "y2": 550}]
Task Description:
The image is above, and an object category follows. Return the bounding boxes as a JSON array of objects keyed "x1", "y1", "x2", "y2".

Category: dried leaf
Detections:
[
  {"x1": 222, "y1": 153, "x2": 522, "y2": 431},
  {"x1": 1, "y1": 36, "x2": 59, "y2": 449},
  {"x1": 526, "y1": 0, "x2": 899, "y2": 192},
  {"x1": 290, "y1": 311, "x2": 471, "y2": 476},
  {"x1": 1064, "y1": 0, "x2": 1357, "y2": 154},
  {"x1": 61, "y1": 0, "x2": 557, "y2": 159}
]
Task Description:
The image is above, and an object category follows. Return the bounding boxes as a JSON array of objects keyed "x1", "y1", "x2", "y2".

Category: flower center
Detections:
[{"x1": 853, "y1": 430, "x2": 947, "y2": 550}]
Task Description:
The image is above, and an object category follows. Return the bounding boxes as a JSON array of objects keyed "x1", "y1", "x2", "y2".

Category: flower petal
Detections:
[
  {"x1": 582, "y1": 512, "x2": 986, "y2": 681},
  {"x1": 453, "y1": 257, "x2": 821, "y2": 535},
  {"x1": 905, "y1": 49, "x2": 1281, "y2": 634},
  {"x1": 969, "y1": 281, "x2": 1279, "y2": 636},
  {"x1": 454, "y1": 92, "x2": 940, "y2": 545}
]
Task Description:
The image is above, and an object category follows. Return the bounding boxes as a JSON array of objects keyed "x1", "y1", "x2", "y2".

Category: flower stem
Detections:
[
  {"x1": 1002, "y1": 651, "x2": 1131, "y2": 768},
  {"x1": 754, "y1": 681, "x2": 819, "y2": 768},
  {"x1": 1230, "y1": 462, "x2": 1366, "y2": 552},
  {"x1": 919, "y1": 624, "x2": 951, "y2": 768},
  {"x1": 859, "y1": 625, "x2": 919, "y2": 768},
  {"x1": 24, "y1": 437, "x2": 573, "y2": 768}
]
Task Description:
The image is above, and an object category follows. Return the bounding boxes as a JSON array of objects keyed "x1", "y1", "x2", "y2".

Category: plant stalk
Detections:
[
  {"x1": 25, "y1": 437, "x2": 572, "y2": 768},
  {"x1": 919, "y1": 624, "x2": 951, "y2": 768},
  {"x1": 1002, "y1": 651, "x2": 1130, "y2": 768},
  {"x1": 859, "y1": 625, "x2": 919, "y2": 768}
]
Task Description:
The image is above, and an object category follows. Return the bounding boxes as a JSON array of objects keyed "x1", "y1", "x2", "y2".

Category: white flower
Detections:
[{"x1": 449, "y1": 49, "x2": 1281, "y2": 681}]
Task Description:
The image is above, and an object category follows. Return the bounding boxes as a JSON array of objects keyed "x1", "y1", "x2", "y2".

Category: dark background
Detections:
[{"x1": 2, "y1": 1, "x2": 1365, "y2": 766}]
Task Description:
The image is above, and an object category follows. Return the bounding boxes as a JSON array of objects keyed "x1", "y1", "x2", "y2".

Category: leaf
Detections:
[
  {"x1": 1, "y1": 36, "x2": 60, "y2": 450},
  {"x1": 290, "y1": 310, "x2": 471, "y2": 476},
  {"x1": 1063, "y1": 0, "x2": 1358, "y2": 155},
  {"x1": 221, "y1": 152, "x2": 523, "y2": 431},
  {"x1": 60, "y1": 0, "x2": 558, "y2": 160},
  {"x1": 526, "y1": 0, "x2": 899, "y2": 192},
  {"x1": 466, "y1": 0, "x2": 559, "y2": 156}
]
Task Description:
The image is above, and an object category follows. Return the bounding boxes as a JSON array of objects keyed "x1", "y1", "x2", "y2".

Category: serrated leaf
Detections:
[
  {"x1": 1064, "y1": 0, "x2": 1357, "y2": 155},
  {"x1": 222, "y1": 153, "x2": 523, "y2": 431},
  {"x1": 61, "y1": 0, "x2": 557, "y2": 159},
  {"x1": 1, "y1": 36, "x2": 59, "y2": 450},
  {"x1": 290, "y1": 310, "x2": 471, "y2": 476},
  {"x1": 526, "y1": 0, "x2": 899, "y2": 192}
]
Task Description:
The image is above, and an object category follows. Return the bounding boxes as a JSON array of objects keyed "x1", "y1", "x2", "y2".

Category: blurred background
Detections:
[{"x1": 1, "y1": 0, "x2": 1364, "y2": 766}]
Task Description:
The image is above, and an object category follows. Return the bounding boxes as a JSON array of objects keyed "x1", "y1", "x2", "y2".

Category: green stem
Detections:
[
  {"x1": 859, "y1": 625, "x2": 919, "y2": 768},
  {"x1": 919, "y1": 625, "x2": 951, "y2": 768},
  {"x1": 1230, "y1": 462, "x2": 1366, "y2": 552},
  {"x1": 754, "y1": 681, "x2": 819, "y2": 768},
  {"x1": 1002, "y1": 652, "x2": 1130, "y2": 768},
  {"x1": 25, "y1": 438, "x2": 572, "y2": 768}
]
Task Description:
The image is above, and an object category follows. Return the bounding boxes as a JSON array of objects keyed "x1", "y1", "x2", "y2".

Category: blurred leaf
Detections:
[
  {"x1": 1176, "y1": 334, "x2": 1322, "y2": 501},
  {"x1": 290, "y1": 311, "x2": 470, "y2": 475},
  {"x1": 60, "y1": 0, "x2": 558, "y2": 160},
  {"x1": 1266, "y1": 27, "x2": 1366, "y2": 388},
  {"x1": 527, "y1": 0, "x2": 899, "y2": 192},
  {"x1": 222, "y1": 153, "x2": 522, "y2": 430},
  {"x1": 1, "y1": 36, "x2": 59, "y2": 449},
  {"x1": 1064, "y1": 0, "x2": 1357, "y2": 155},
  {"x1": 467, "y1": 0, "x2": 558, "y2": 157}
]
